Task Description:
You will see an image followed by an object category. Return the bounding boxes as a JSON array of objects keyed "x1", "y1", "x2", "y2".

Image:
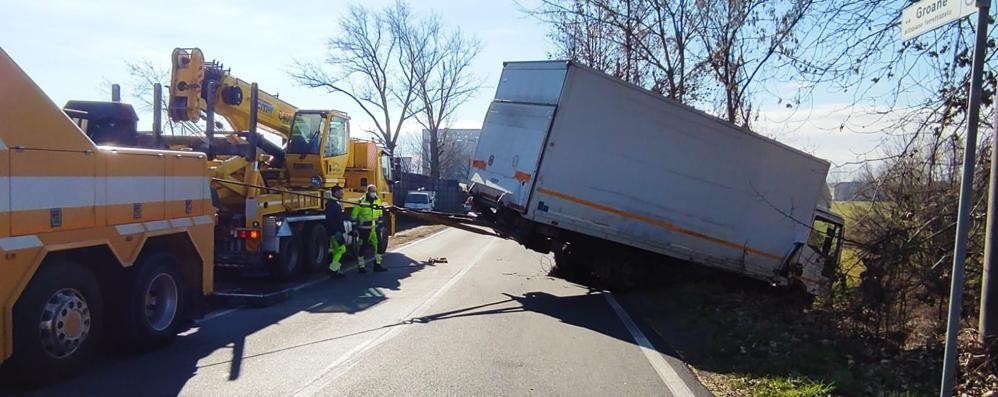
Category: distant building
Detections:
[
  {"x1": 396, "y1": 156, "x2": 418, "y2": 174},
  {"x1": 421, "y1": 128, "x2": 481, "y2": 182},
  {"x1": 830, "y1": 181, "x2": 875, "y2": 201}
]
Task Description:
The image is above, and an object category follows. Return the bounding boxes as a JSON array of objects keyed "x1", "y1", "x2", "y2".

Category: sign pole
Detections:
[
  {"x1": 940, "y1": 1, "x2": 990, "y2": 395},
  {"x1": 982, "y1": 81, "x2": 998, "y2": 358}
]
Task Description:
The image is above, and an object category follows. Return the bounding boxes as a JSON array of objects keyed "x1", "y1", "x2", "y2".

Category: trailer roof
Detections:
[{"x1": 501, "y1": 60, "x2": 830, "y2": 168}]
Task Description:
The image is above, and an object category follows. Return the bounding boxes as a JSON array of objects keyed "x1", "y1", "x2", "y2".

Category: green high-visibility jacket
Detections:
[{"x1": 351, "y1": 197, "x2": 383, "y2": 226}]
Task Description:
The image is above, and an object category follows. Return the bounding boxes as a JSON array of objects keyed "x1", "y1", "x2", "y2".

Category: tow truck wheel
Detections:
[
  {"x1": 303, "y1": 223, "x2": 330, "y2": 273},
  {"x1": 121, "y1": 252, "x2": 187, "y2": 350},
  {"x1": 9, "y1": 260, "x2": 103, "y2": 383},
  {"x1": 271, "y1": 236, "x2": 302, "y2": 281},
  {"x1": 377, "y1": 219, "x2": 391, "y2": 254}
]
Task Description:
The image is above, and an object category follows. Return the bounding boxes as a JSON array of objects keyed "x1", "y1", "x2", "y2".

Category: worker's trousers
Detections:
[
  {"x1": 356, "y1": 227, "x2": 382, "y2": 268},
  {"x1": 328, "y1": 233, "x2": 346, "y2": 272}
]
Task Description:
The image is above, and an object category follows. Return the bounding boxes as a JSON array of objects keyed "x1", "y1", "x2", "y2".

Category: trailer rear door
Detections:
[{"x1": 470, "y1": 102, "x2": 555, "y2": 211}]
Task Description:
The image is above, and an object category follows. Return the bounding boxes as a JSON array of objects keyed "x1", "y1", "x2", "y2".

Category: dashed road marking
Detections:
[{"x1": 292, "y1": 238, "x2": 497, "y2": 397}]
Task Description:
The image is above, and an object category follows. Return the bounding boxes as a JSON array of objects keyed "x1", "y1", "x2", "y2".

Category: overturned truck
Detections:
[{"x1": 464, "y1": 61, "x2": 844, "y2": 295}]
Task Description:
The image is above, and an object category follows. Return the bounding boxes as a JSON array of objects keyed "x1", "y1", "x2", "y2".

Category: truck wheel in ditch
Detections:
[
  {"x1": 9, "y1": 260, "x2": 103, "y2": 383},
  {"x1": 121, "y1": 252, "x2": 187, "y2": 350},
  {"x1": 592, "y1": 246, "x2": 643, "y2": 291},
  {"x1": 552, "y1": 244, "x2": 592, "y2": 283},
  {"x1": 271, "y1": 236, "x2": 302, "y2": 281},
  {"x1": 303, "y1": 223, "x2": 330, "y2": 273}
]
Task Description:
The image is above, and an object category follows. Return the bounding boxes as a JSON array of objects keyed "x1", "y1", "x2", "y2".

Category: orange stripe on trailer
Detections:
[
  {"x1": 472, "y1": 159, "x2": 487, "y2": 169},
  {"x1": 514, "y1": 171, "x2": 532, "y2": 183},
  {"x1": 536, "y1": 187, "x2": 784, "y2": 261}
]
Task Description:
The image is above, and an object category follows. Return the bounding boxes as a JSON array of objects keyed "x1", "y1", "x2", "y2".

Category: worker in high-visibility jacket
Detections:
[{"x1": 351, "y1": 184, "x2": 387, "y2": 272}]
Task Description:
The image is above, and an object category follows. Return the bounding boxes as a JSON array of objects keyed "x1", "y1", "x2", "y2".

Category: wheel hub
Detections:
[
  {"x1": 39, "y1": 288, "x2": 91, "y2": 359},
  {"x1": 145, "y1": 273, "x2": 179, "y2": 332}
]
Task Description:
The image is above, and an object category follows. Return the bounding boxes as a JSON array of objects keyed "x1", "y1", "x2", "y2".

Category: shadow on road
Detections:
[{"x1": 0, "y1": 251, "x2": 438, "y2": 397}]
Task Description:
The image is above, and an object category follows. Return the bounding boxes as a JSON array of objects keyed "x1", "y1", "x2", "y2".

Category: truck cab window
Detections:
[
  {"x1": 381, "y1": 153, "x2": 392, "y2": 182},
  {"x1": 808, "y1": 217, "x2": 842, "y2": 258},
  {"x1": 324, "y1": 117, "x2": 349, "y2": 157},
  {"x1": 288, "y1": 113, "x2": 323, "y2": 155}
]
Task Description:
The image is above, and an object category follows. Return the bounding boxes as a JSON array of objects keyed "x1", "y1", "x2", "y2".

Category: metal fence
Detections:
[{"x1": 393, "y1": 172, "x2": 468, "y2": 213}]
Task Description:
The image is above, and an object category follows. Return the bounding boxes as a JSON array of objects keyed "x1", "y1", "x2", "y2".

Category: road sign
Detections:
[{"x1": 901, "y1": 0, "x2": 977, "y2": 40}]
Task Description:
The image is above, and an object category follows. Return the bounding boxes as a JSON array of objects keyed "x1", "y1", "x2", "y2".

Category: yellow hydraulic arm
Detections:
[{"x1": 169, "y1": 47, "x2": 296, "y2": 135}]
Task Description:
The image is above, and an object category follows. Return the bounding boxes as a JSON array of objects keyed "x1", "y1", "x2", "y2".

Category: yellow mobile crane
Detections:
[{"x1": 166, "y1": 47, "x2": 396, "y2": 279}]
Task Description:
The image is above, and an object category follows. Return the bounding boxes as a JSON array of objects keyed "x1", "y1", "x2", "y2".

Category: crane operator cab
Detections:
[{"x1": 285, "y1": 110, "x2": 350, "y2": 189}]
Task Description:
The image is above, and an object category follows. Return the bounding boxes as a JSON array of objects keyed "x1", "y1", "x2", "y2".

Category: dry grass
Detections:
[{"x1": 387, "y1": 224, "x2": 448, "y2": 249}]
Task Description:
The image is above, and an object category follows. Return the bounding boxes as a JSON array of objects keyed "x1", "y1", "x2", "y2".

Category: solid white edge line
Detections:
[
  {"x1": 604, "y1": 294, "x2": 696, "y2": 397},
  {"x1": 293, "y1": 237, "x2": 498, "y2": 397},
  {"x1": 198, "y1": 308, "x2": 238, "y2": 323},
  {"x1": 391, "y1": 227, "x2": 452, "y2": 252}
]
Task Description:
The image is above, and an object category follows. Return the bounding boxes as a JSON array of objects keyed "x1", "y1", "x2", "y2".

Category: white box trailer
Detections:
[{"x1": 469, "y1": 61, "x2": 844, "y2": 295}]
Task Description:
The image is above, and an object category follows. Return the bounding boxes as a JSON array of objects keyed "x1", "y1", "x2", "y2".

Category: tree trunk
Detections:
[{"x1": 429, "y1": 126, "x2": 441, "y2": 178}]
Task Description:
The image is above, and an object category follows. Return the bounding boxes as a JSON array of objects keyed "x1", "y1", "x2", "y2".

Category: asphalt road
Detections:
[{"x1": 6, "y1": 228, "x2": 709, "y2": 397}]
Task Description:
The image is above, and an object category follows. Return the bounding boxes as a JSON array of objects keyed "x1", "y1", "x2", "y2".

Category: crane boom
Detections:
[{"x1": 169, "y1": 47, "x2": 296, "y2": 136}]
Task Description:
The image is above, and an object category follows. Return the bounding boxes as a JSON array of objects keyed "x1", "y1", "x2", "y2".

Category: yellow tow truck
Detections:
[{"x1": 0, "y1": 48, "x2": 215, "y2": 382}]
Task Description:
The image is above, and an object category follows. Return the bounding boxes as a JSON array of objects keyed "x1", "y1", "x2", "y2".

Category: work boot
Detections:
[
  {"x1": 358, "y1": 267, "x2": 368, "y2": 273},
  {"x1": 373, "y1": 265, "x2": 387, "y2": 272}
]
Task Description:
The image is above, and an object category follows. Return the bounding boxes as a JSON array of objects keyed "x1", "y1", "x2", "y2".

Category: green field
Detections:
[{"x1": 831, "y1": 201, "x2": 870, "y2": 287}]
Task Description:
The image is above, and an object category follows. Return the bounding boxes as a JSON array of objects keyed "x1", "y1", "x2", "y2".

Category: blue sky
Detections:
[
  {"x1": 0, "y1": 0, "x2": 548, "y2": 126},
  {"x1": 0, "y1": 0, "x2": 911, "y2": 179}
]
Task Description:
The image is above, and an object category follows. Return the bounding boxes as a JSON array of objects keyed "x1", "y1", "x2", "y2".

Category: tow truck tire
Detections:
[
  {"x1": 271, "y1": 236, "x2": 302, "y2": 281},
  {"x1": 9, "y1": 260, "x2": 103, "y2": 383},
  {"x1": 377, "y1": 223, "x2": 390, "y2": 254},
  {"x1": 120, "y1": 252, "x2": 187, "y2": 350},
  {"x1": 303, "y1": 223, "x2": 330, "y2": 273}
]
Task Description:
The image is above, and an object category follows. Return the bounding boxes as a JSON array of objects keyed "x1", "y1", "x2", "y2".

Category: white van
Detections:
[{"x1": 404, "y1": 191, "x2": 435, "y2": 211}]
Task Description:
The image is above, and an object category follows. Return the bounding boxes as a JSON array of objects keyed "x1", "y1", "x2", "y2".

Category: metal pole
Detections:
[
  {"x1": 941, "y1": 2, "x2": 990, "y2": 395},
  {"x1": 982, "y1": 81, "x2": 998, "y2": 357},
  {"x1": 205, "y1": 82, "x2": 217, "y2": 160},
  {"x1": 111, "y1": 84, "x2": 121, "y2": 102},
  {"x1": 153, "y1": 84, "x2": 163, "y2": 148}
]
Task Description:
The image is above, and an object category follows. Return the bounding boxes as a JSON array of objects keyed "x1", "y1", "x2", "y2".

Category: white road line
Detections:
[
  {"x1": 198, "y1": 308, "x2": 238, "y2": 323},
  {"x1": 289, "y1": 276, "x2": 331, "y2": 293},
  {"x1": 390, "y1": 227, "x2": 452, "y2": 252},
  {"x1": 197, "y1": 227, "x2": 455, "y2": 324},
  {"x1": 604, "y1": 294, "x2": 695, "y2": 397},
  {"x1": 293, "y1": 238, "x2": 498, "y2": 397}
]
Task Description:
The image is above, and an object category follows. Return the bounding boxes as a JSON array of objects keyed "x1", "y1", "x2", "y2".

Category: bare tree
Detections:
[
  {"x1": 692, "y1": 0, "x2": 815, "y2": 126},
  {"x1": 533, "y1": 0, "x2": 652, "y2": 86},
  {"x1": 394, "y1": 10, "x2": 482, "y2": 179},
  {"x1": 104, "y1": 59, "x2": 201, "y2": 136},
  {"x1": 290, "y1": 2, "x2": 421, "y2": 157}
]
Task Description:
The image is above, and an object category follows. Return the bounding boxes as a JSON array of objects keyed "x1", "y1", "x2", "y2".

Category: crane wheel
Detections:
[
  {"x1": 8, "y1": 260, "x2": 103, "y2": 384},
  {"x1": 303, "y1": 223, "x2": 330, "y2": 273},
  {"x1": 221, "y1": 86, "x2": 243, "y2": 106},
  {"x1": 117, "y1": 252, "x2": 187, "y2": 351},
  {"x1": 270, "y1": 236, "x2": 302, "y2": 281}
]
